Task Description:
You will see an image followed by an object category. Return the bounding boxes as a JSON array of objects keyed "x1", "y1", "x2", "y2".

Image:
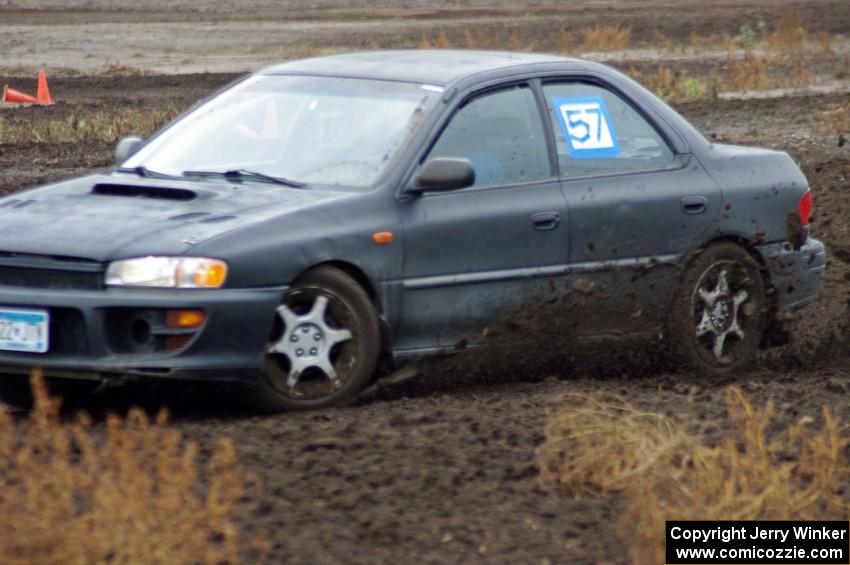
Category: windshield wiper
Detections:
[
  {"x1": 116, "y1": 166, "x2": 185, "y2": 181},
  {"x1": 182, "y1": 169, "x2": 304, "y2": 188}
]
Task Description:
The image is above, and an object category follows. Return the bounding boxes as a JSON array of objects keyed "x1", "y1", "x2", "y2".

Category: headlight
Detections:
[{"x1": 105, "y1": 256, "x2": 228, "y2": 289}]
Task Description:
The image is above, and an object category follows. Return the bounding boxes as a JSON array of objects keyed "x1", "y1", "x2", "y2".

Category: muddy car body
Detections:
[{"x1": 0, "y1": 51, "x2": 826, "y2": 409}]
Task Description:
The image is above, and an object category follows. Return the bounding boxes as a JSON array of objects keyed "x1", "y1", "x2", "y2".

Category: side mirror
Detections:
[
  {"x1": 409, "y1": 158, "x2": 475, "y2": 194},
  {"x1": 114, "y1": 136, "x2": 144, "y2": 165}
]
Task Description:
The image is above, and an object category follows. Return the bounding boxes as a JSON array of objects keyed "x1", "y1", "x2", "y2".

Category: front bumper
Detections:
[
  {"x1": 0, "y1": 285, "x2": 285, "y2": 383},
  {"x1": 759, "y1": 237, "x2": 826, "y2": 310}
]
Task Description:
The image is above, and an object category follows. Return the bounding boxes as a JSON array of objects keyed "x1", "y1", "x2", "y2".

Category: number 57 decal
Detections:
[{"x1": 551, "y1": 95, "x2": 620, "y2": 159}]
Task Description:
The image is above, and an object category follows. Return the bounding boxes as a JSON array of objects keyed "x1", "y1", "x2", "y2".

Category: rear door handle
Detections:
[
  {"x1": 681, "y1": 196, "x2": 708, "y2": 215},
  {"x1": 530, "y1": 211, "x2": 560, "y2": 231}
]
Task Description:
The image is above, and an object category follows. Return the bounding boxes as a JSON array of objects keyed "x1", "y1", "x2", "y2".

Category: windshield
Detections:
[{"x1": 123, "y1": 75, "x2": 439, "y2": 188}]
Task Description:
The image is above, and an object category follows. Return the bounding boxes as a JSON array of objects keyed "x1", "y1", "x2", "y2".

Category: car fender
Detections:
[{"x1": 188, "y1": 187, "x2": 402, "y2": 316}]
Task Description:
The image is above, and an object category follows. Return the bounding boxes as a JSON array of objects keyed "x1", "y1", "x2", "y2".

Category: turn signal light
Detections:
[
  {"x1": 165, "y1": 309, "x2": 206, "y2": 329},
  {"x1": 372, "y1": 231, "x2": 394, "y2": 244},
  {"x1": 186, "y1": 260, "x2": 228, "y2": 288}
]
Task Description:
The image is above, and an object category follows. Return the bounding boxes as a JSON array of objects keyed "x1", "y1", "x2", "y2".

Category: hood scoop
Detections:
[{"x1": 92, "y1": 183, "x2": 197, "y2": 201}]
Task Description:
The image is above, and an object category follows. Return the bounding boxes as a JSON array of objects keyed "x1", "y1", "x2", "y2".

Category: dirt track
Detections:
[
  {"x1": 2, "y1": 0, "x2": 850, "y2": 75},
  {"x1": 2, "y1": 1, "x2": 850, "y2": 563}
]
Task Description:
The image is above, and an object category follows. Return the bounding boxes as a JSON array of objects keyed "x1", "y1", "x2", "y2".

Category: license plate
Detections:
[{"x1": 0, "y1": 307, "x2": 49, "y2": 353}]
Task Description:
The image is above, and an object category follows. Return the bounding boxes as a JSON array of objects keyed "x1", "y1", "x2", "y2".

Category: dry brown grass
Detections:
[
  {"x1": 506, "y1": 27, "x2": 527, "y2": 51},
  {"x1": 422, "y1": 27, "x2": 532, "y2": 52},
  {"x1": 791, "y1": 55, "x2": 810, "y2": 88},
  {"x1": 420, "y1": 30, "x2": 451, "y2": 49},
  {"x1": 581, "y1": 24, "x2": 631, "y2": 51},
  {"x1": 0, "y1": 375, "x2": 255, "y2": 565},
  {"x1": 769, "y1": 13, "x2": 808, "y2": 52},
  {"x1": 629, "y1": 65, "x2": 717, "y2": 102},
  {"x1": 0, "y1": 371, "x2": 253, "y2": 564},
  {"x1": 688, "y1": 31, "x2": 733, "y2": 50},
  {"x1": 725, "y1": 50, "x2": 773, "y2": 90},
  {"x1": 0, "y1": 105, "x2": 179, "y2": 144},
  {"x1": 650, "y1": 30, "x2": 681, "y2": 54},
  {"x1": 812, "y1": 30, "x2": 835, "y2": 58},
  {"x1": 538, "y1": 386, "x2": 850, "y2": 564},
  {"x1": 537, "y1": 392, "x2": 699, "y2": 496},
  {"x1": 815, "y1": 101, "x2": 850, "y2": 136},
  {"x1": 284, "y1": 44, "x2": 323, "y2": 59},
  {"x1": 463, "y1": 28, "x2": 500, "y2": 50},
  {"x1": 101, "y1": 62, "x2": 147, "y2": 77},
  {"x1": 557, "y1": 27, "x2": 577, "y2": 54}
]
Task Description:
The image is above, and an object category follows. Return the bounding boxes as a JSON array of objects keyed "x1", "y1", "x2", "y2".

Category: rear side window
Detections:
[
  {"x1": 543, "y1": 82, "x2": 674, "y2": 177},
  {"x1": 426, "y1": 85, "x2": 551, "y2": 187}
]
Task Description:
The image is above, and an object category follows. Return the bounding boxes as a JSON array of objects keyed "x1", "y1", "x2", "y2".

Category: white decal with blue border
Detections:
[{"x1": 551, "y1": 95, "x2": 620, "y2": 159}]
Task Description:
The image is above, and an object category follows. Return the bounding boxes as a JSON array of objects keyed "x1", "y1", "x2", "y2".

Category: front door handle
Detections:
[
  {"x1": 681, "y1": 196, "x2": 708, "y2": 215},
  {"x1": 530, "y1": 211, "x2": 560, "y2": 231}
]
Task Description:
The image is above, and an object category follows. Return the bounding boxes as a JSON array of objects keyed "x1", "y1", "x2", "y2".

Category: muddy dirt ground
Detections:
[
  {"x1": 2, "y1": 1, "x2": 850, "y2": 563},
  {"x1": 2, "y1": 0, "x2": 850, "y2": 75}
]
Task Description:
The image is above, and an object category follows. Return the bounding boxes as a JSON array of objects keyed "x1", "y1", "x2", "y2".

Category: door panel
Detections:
[
  {"x1": 543, "y1": 81, "x2": 722, "y2": 334},
  {"x1": 395, "y1": 84, "x2": 569, "y2": 352},
  {"x1": 560, "y1": 158, "x2": 721, "y2": 334},
  {"x1": 563, "y1": 158, "x2": 719, "y2": 263},
  {"x1": 396, "y1": 181, "x2": 568, "y2": 351}
]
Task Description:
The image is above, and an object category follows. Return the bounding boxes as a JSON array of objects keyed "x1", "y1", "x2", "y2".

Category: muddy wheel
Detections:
[
  {"x1": 669, "y1": 243, "x2": 766, "y2": 375},
  {"x1": 244, "y1": 266, "x2": 380, "y2": 412}
]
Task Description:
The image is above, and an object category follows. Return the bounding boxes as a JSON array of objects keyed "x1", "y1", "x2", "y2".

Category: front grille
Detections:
[
  {"x1": 0, "y1": 266, "x2": 103, "y2": 290},
  {"x1": 0, "y1": 253, "x2": 104, "y2": 290}
]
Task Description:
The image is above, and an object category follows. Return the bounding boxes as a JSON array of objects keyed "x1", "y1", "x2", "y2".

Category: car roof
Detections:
[{"x1": 259, "y1": 49, "x2": 578, "y2": 85}]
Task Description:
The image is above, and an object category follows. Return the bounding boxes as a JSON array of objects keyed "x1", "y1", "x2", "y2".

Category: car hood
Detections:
[{"x1": 0, "y1": 173, "x2": 356, "y2": 261}]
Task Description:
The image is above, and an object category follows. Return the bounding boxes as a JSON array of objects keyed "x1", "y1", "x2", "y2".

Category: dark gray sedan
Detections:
[{"x1": 0, "y1": 51, "x2": 826, "y2": 410}]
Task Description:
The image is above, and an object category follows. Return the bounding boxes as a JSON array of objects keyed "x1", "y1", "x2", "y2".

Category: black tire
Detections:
[
  {"x1": 243, "y1": 266, "x2": 381, "y2": 412},
  {"x1": 668, "y1": 243, "x2": 767, "y2": 375}
]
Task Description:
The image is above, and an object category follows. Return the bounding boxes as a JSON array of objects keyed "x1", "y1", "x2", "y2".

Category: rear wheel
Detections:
[
  {"x1": 244, "y1": 266, "x2": 380, "y2": 412},
  {"x1": 669, "y1": 243, "x2": 766, "y2": 375}
]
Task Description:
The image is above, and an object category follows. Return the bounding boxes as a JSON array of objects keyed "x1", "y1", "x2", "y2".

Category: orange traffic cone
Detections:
[
  {"x1": 2, "y1": 85, "x2": 37, "y2": 104},
  {"x1": 36, "y1": 70, "x2": 52, "y2": 105}
]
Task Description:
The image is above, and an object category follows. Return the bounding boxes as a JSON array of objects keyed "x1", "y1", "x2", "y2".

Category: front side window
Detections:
[
  {"x1": 543, "y1": 82, "x2": 675, "y2": 177},
  {"x1": 123, "y1": 76, "x2": 439, "y2": 188},
  {"x1": 426, "y1": 85, "x2": 551, "y2": 188}
]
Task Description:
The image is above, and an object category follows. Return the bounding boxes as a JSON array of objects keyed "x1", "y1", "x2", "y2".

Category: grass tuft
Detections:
[
  {"x1": 0, "y1": 371, "x2": 254, "y2": 564},
  {"x1": 629, "y1": 65, "x2": 718, "y2": 102},
  {"x1": 581, "y1": 24, "x2": 631, "y2": 51},
  {"x1": 725, "y1": 50, "x2": 773, "y2": 91},
  {"x1": 769, "y1": 13, "x2": 808, "y2": 52},
  {"x1": 538, "y1": 386, "x2": 850, "y2": 564},
  {"x1": 420, "y1": 30, "x2": 451, "y2": 49},
  {"x1": 537, "y1": 391, "x2": 698, "y2": 496}
]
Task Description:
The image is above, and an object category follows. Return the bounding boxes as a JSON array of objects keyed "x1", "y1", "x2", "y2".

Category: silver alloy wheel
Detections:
[
  {"x1": 267, "y1": 294, "x2": 353, "y2": 394},
  {"x1": 694, "y1": 268, "x2": 749, "y2": 362}
]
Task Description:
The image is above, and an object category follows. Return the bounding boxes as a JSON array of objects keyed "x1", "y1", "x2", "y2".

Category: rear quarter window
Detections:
[{"x1": 543, "y1": 82, "x2": 675, "y2": 177}]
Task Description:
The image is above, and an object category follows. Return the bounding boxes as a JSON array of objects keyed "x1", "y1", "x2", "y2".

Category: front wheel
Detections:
[
  {"x1": 669, "y1": 243, "x2": 767, "y2": 375},
  {"x1": 243, "y1": 266, "x2": 381, "y2": 412}
]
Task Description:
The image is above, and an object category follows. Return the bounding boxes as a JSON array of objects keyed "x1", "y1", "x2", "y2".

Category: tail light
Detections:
[{"x1": 798, "y1": 190, "x2": 812, "y2": 226}]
